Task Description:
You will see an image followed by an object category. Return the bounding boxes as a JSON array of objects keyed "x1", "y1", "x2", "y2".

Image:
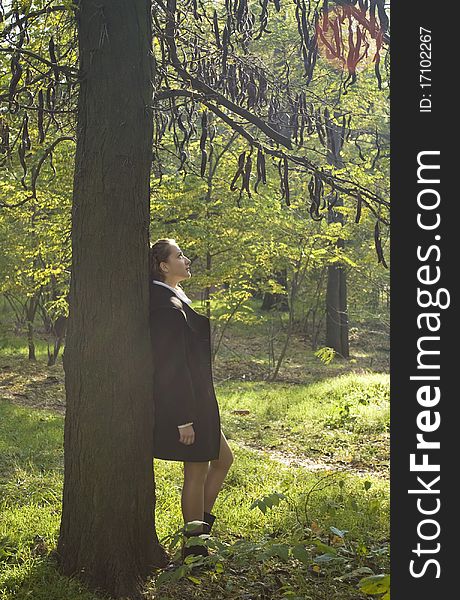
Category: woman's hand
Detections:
[{"x1": 178, "y1": 424, "x2": 195, "y2": 445}]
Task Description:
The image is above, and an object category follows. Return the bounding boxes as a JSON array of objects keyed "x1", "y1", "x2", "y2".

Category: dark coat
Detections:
[{"x1": 149, "y1": 283, "x2": 221, "y2": 462}]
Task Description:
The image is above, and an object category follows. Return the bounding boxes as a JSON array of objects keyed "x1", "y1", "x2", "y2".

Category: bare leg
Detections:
[
  {"x1": 181, "y1": 461, "x2": 209, "y2": 533},
  {"x1": 204, "y1": 430, "x2": 234, "y2": 513}
]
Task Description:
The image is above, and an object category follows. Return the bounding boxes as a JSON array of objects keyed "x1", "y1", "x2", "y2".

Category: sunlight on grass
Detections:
[
  {"x1": 0, "y1": 333, "x2": 51, "y2": 360},
  {"x1": 0, "y1": 395, "x2": 389, "y2": 600},
  {"x1": 216, "y1": 373, "x2": 389, "y2": 469}
]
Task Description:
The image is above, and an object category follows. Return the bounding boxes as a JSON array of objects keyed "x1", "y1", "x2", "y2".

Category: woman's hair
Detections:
[{"x1": 149, "y1": 238, "x2": 176, "y2": 282}]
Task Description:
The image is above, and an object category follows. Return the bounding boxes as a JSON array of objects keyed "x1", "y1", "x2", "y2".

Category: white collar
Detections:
[{"x1": 152, "y1": 280, "x2": 192, "y2": 305}]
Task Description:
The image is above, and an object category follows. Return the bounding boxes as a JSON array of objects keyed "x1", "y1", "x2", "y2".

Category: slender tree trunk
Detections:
[
  {"x1": 325, "y1": 118, "x2": 349, "y2": 358},
  {"x1": 26, "y1": 196, "x2": 41, "y2": 361},
  {"x1": 47, "y1": 316, "x2": 67, "y2": 367},
  {"x1": 4, "y1": 292, "x2": 25, "y2": 329},
  {"x1": 25, "y1": 292, "x2": 40, "y2": 361},
  {"x1": 325, "y1": 209, "x2": 350, "y2": 358},
  {"x1": 27, "y1": 320, "x2": 36, "y2": 361},
  {"x1": 307, "y1": 266, "x2": 326, "y2": 350},
  {"x1": 204, "y1": 151, "x2": 213, "y2": 320},
  {"x1": 57, "y1": 2, "x2": 168, "y2": 598},
  {"x1": 270, "y1": 261, "x2": 303, "y2": 381},
  {"x1": 205, "y1": 251, "x2": 212, "y2": 318}
]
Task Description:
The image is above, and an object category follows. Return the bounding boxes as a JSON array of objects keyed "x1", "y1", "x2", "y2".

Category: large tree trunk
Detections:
[
  {"x1": 57, "y1": 2, "x2": 168, "y2": 598},
  {"x1": 326, "y1": 259, "x2": 349, "y2": 358}
]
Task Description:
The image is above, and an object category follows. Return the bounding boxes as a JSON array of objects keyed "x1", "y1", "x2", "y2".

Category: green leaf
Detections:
[
  {"x1": 315, "y1": 553, "x2": 346, "y2": 564},
  {"x1": 312, "y1": 539, "x2": 337, "y2": 555},
  {"x1": 208, "y1": 538, "x2": 227, "y2": 553},
  {"x1": 292, "y1": 544, "x2": 310, "y2": 564},
  {"x1": 253, "y1": 500, "x2": 267, "y2": 514},
  {"x1": 267, "y1": 543, "x2": 290, "y2": 561},
  {"x1": 250, "y1": 492, "x2": 287, "y2": 514},
  {"x1": 184, "y1": 535, "x2": 208, "y2": 548},
  {"x1": 314, "y1": 347, "x2": 336, "y2": 365},
  {"x1": 183, "y1": 554, "x2": 206, "y2": 568},
  {"x1": 338, "y1": 566, "x2": 375, "y2": 581},
  {"x1": 172, "y1": 565, "x2": 189, "y2": 581},
  {"x1": 156, "y1": 570, "x2": 174, "y2": 586},
  {"x1": 214, "y1": 561, "x2": 224, "y2": 573},
  {"x1": 358, "y1": 574, "x2": 390, "y2": 595},
  {"x1": 168, "y1": 530, "x2": 182, "y2": 549}
]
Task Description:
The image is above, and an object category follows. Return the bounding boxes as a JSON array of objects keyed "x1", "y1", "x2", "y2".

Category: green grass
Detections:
[
  {"x1": 219, "y1": 373, "x2": 389, "y2": 472},
  {"x1": 0, "y1": 402, "x2": 100, "y2": 600},
  {"x1": 0, "y1": 323, "x2": 51, "y2": 360},
  {"x1": 0, "y1": 319, "x2": 389, "y2": 600},
  {"x1": 0, "y1": 376, "x2": 389, "y2": 600}
]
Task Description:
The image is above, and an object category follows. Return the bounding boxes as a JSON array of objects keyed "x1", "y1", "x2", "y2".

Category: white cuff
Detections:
[{"x1": 177, "y1": 422, "x2": 193, "y2": 429}]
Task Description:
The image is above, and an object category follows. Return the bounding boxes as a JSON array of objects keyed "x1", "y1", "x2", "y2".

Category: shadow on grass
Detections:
[{"x1": 0, "y1": 555, "x2": 105, "y2": 600}]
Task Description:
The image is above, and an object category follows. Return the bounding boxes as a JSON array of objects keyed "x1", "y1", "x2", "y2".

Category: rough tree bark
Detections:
[{"x1": 57, "y1": 1, "x2": 168, "y2": 597}]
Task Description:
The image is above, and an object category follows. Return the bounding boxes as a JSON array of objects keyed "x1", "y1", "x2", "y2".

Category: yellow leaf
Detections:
[{"x1": 311, "y1": 521, "x2": 322, "y2": 534}]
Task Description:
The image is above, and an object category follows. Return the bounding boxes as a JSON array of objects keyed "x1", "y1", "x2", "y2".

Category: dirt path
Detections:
[
  {"x1": 233, "y1": 439, "x2": 389, "y2": 479},
  {"x1": 1, "y1": 359, "x2": 388, "y2": 480}
]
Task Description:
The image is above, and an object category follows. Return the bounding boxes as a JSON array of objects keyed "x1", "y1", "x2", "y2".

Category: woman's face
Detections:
[{"x1": 160, "y1": 244, "x2": 191, "y2": 284}]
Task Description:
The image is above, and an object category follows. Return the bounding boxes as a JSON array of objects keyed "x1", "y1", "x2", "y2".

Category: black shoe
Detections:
[{"x1": 203, "y1": 511, "x2": 216, "y2": 534}]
